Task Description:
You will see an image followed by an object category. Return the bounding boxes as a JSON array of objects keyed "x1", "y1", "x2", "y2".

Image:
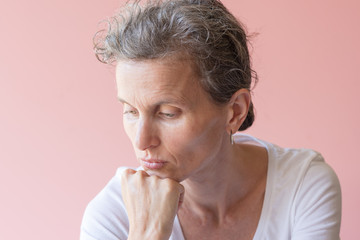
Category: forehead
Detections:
[{"x1": 115, "y1": 58, "x2": 204, "y2": 106}]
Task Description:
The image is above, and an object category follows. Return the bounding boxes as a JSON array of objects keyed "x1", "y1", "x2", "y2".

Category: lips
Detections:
[{"x1": 141, "y1": 159, "x2": 167, "y2": 170}]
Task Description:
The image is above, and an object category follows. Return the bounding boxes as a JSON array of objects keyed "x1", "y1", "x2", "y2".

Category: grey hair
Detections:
[{"x1": 94, "y1": 0, "x2": 258, "y2": 131}]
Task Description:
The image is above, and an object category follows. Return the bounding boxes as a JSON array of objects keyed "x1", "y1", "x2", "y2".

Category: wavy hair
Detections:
[{"x1": 94, "y1": 0, "x2": 258, "y2": 131}]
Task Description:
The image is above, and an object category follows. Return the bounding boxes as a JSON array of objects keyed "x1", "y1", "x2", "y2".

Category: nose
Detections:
[{"x1": 134, "y1": 117, "x2": 160, "y2": 151}]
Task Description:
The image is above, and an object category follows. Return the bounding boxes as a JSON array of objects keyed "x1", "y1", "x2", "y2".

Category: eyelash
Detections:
[
  {"x1": 123, "y1": 110, "x2": 177, "y2": 120},
  {"x1": 159, "y1": 112, "x2": 176, "y2": 118},
  {"x1": 123, "y1": 110, "x2": 137, "y2": 114}
]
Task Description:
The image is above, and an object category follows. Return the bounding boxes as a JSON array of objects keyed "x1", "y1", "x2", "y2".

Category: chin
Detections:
[{"x1": 145, "y1": 168, "x2": 185, "y2": 182}]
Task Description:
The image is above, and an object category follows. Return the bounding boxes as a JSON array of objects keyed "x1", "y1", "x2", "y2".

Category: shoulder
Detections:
[
  {"x1": 291, "y1": 154, "x2": 342, "y2": 239},
  {"x1": 266, "y1": 140, "x2": 333, "y2": 183},
  {"x1": 80, "y1": 167, "x2": 131, "y2": 240},
  {"x1": 235, "y1": 133, "x2": 324, "y2": 172},
  {"x1": 265, "y1": 142, "x2": 341, "y2": 239},
  {"x1": 265, "y1": 140, "x2": 341, "y2": 204}
]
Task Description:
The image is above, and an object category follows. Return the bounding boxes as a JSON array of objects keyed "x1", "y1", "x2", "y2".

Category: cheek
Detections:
[
  {"x1": 123, "y1": 121, "x2": 136, "y2": 144},
  {"x1": 165, "y1": 118, "x2": 224, "y2": 159}
]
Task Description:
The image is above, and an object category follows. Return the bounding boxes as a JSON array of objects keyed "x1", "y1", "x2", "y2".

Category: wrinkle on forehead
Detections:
[{"x1": 115, "y1": 58, "x2": 203, "y2": 109}]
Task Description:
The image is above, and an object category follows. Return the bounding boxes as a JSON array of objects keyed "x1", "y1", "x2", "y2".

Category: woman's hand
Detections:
[{"x1": 121, "y1": 169, "x2": 185, "y2": 240}]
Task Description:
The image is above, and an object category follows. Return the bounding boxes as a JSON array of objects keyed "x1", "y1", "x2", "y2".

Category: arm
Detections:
[
  {"x1": 80, "y1": 168, "x2": 183, "y2": 240},
  {"x1": 80, "y1": 168, "x2": 130, "y2": 240}
]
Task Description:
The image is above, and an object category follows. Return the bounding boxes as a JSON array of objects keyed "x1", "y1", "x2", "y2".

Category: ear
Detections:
[{"x1": 226, "y1": 89, "x2": 251, "y2": 133}]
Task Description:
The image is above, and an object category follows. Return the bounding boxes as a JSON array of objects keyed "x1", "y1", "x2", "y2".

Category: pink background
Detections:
[{"x1": 0, "y1": 0, "x2": 359, "y2": 239}]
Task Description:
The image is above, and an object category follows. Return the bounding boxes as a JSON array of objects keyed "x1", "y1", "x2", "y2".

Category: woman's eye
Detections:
[
  {"x1": 123, "y1": 109, "x2": 138, "y2": 119},
  {"x1": 123, "y1": 110, "x2": 137, "y2": 115},
  {"x1": 158, "y1": 106, "x2": 181, "y2": 119},
  {"x1": 159, "y1": 112, "x2": 177, "y2": 118}
]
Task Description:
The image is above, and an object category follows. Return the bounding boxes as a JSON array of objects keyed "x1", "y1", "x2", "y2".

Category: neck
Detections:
[{"x1": 180, "y1": 142, "x2": 267, "y2": 223}]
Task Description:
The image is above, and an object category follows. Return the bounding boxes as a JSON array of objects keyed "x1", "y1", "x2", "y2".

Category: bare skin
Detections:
[
  {"x1": 178, "y1": 144, "x2": 268, "y2": 240},
  {"x1": 116, "y1": 57, "x2": 268, "y2": 240},
  {"x1": 121, "y1": 169, "x2": 185, "y2": 240}
]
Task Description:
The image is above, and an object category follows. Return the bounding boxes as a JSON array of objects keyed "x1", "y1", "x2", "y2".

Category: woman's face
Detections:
[{"x1": 116, "y1": 58, "x2": 229, "y2": 182}]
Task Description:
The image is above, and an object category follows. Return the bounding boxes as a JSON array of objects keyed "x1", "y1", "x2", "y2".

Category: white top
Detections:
[{"x1": 80, "y1": 134, "x2": 342, "y2": 240}]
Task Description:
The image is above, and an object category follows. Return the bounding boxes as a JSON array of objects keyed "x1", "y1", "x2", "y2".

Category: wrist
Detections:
[{"x1": 128, "y1": 229, "x2": 169, "y2": 240}]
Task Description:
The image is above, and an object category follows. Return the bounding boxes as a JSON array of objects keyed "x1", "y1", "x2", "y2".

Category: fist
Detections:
[{"x1": 121, "y1": 169, "x2": 184, "y2": 240}]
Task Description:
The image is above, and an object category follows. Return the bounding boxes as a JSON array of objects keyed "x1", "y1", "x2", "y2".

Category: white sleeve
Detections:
[
  {"x1": 291, "y1": 156, "x2": 342, "y2": 240},
  {"x1": 80, "y1": 171, "x2": 130, "y2": 240}
]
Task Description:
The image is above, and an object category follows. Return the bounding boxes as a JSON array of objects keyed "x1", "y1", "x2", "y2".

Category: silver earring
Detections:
[{"x1": 230, "y1": 130, "x2": 234, "y2": 145}]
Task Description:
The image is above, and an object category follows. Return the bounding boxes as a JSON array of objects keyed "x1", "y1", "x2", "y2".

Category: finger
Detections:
[
  {"x1": 178, "y1": 184, "x2": 185, "y2": 209},
  {"x1": 123, "y1": 168, "x2": 136, "y2": 175},
  {"x1": 121, "y1": 169, "x2": 136, "y2": 185},
  {"x1": 121, "y1": 168, "x2": 136, "y2": 184},
  {"x1": 136, "y1": 170, "x2": 150, "y2": 177},
  {"x1": 178, "y1": 183, "x2": 185, "y2": 194}
]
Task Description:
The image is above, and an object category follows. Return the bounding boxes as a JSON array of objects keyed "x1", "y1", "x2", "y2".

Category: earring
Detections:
[{"x1": 230, "y1": 130, "x2": 234, "y2": 145}]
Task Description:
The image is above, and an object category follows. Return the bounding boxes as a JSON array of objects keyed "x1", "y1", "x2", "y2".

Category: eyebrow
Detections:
[
  {"x1": 117, "y1": 96, "x2": 189, "y2": 107},
  {"x1": 117, "y1": 97, "x2": 129, "y2": 104}
]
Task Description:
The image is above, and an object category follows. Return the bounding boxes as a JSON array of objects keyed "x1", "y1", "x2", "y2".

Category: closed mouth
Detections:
[{"x1": 141, "y1": 159, "x2": 167, "y2": 169}]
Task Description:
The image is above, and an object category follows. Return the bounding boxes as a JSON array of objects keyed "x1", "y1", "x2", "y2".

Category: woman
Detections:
[{"x1": 81, "y1": 0, "x2": 341, "y2": 239}]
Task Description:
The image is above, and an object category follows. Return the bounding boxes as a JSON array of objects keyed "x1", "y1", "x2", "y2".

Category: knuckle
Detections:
[
  {"x1": 124, "y1": 168, "x2": 135, "y2": 176},
  {"x1": 135, "y1": 170, "x2": 148, "y2": 177},
  {"x1": 121, "y1": 168, "x2": 136, "y2": 181}
]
